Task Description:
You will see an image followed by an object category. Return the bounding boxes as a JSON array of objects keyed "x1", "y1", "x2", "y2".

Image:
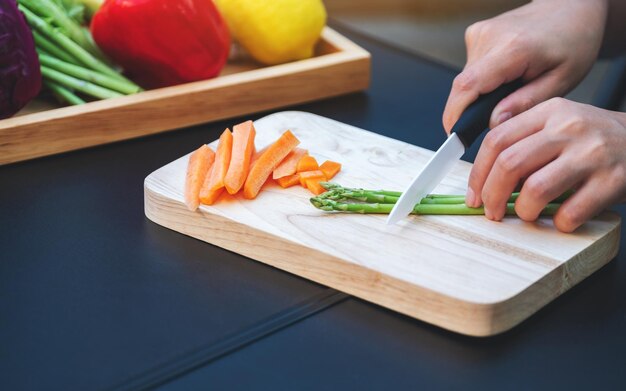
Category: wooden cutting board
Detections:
[{"x1": 144, "y1": 111, "x2": 621, "y2": 336}]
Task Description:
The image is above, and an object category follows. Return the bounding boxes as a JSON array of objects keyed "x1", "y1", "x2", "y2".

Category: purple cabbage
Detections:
[{"x1": 1, "y1": 0, "x2": 42, "y2": 119}]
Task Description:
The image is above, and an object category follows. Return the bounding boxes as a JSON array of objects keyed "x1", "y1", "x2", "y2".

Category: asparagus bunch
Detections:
[
  {"x1": 310, "y1": 182, "x2": 567, "y2": 216},
  {"x1": 18, "y1": 0, "x2": 141, "y2": 105}
]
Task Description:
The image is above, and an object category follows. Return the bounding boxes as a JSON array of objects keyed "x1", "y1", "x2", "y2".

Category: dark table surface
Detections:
[{"x1": 3, "y1": 26, "x2": 626, "y2": 391}]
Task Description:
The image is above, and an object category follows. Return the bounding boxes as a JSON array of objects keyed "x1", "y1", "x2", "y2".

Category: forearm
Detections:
[{"x1": 600, "y1": 0, "x2": 626, "y2": 57}]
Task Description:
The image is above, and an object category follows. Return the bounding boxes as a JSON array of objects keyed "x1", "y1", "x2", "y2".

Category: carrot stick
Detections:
[
  {"x1": 276, "y1": 173, "x2": 301, "y2": 188},
  {"x1": 273, "y1": 148, "x2": 308, "y2": 179},
  {"x1": 224, "y1": 120, "x2": 257, "y2": 195},
  {"x1": 299, "y1": 170, "x2": 327, "y2": 187},
  {"x1": 199, "y1": 167, "x2": 223, "y2": 205},
  {"x1": 243, "y1": 130, "x2": 300, "y2": 199},
  {"x1": 319, "y1": 160, "x2": 342, "y2": 180},
  {"x1": 199, "y1": 129, "x2": 233, "y2": 205},
  {"x1": 184, "y1": 145, "x2": 215, "y2": 211},
  {"x1": 296, "y1": 155, "x2": 319, "y2": 172},
  {"x1": 250, "y1": 146, "x2": 268, "y2": 170}
]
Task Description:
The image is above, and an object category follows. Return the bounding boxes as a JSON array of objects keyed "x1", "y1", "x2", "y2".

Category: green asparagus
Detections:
[
  {"x1": 318, "y1": 183, "x2": 573, "y2": 205},
  {"x1": 311, "y1": 182, "x2": 572, "y2": 217},
  {"x1": 310, "y1": 197, "x2": 562, "y2": 216}
]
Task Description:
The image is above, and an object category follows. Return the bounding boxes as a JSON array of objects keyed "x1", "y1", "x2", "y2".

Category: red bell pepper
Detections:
[{"x1": 90, "y1": 0, "x2": 230, "y2": 88}]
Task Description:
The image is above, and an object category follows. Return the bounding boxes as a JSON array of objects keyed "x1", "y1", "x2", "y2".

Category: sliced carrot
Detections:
[
  {"x1": 243, "y1": 130, "x2": 300, "y2": 199},
  {"x1": 273, "y1": 148, "x2": 308, "y2": 179},
  {"x1": 199, "y1": 167, "x2": 224, "y2": 205},
  {"x1": 319, "y1": 160, "x2": 342, "y2": 180},
  {"x1": 296, "y1": 155, "x2": 319, "y2": 173},
  {"x1": 199, "y1": 129, "x2": 233, "y2": 205},
  {"x1": 299, "y1": 170, "x2": 326, "y2": 187},
  {"x1": 249, "y1": 146, "x2": 267, "y2": 170},
  {"x1": 224, "y1": 120, "x2": 257, "y2": 195},
  {"x1": 306, "y1": 179, "x2": 327, "y2": 195},
  {"x1": 276, "y1": 173, "x2": 301, "y2": 188},
  {"x1": 184, "y1": 145, "x2": 215, "y2": 211}
]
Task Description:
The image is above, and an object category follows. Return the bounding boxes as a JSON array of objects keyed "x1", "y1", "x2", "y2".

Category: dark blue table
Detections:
[{"x1": 2, "y1": 26, "x2": 625, "y2": 391}]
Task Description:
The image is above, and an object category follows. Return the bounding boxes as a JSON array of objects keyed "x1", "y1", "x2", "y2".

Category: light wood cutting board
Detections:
[{"x1": 144, "y1": 111, "x2": 621, "y2": 336}]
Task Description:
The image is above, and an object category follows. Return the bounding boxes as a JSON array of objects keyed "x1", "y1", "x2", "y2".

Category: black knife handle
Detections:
[{"x1": 452, "y1": 79, "x2": 524, "y2": 148}]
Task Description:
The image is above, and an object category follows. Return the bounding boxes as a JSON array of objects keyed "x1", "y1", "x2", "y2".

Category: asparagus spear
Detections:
[
  {"x1": 319, "y1": 183, "x2": 573, "y2": 205},
  {"x1": 320, "y1": 182, "x2": 402, "y2": 197},
  {"x1": 310, "y1": 198, "x2": 562, "y2": 216}
]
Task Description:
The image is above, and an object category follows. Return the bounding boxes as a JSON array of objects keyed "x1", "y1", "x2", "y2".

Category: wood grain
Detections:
[
  {"x1": 144, "y1": 111, "x2": 621, "y2": 336},
  {"x1": 0, "y1": 28, "x2": 369, "y2": 165}
]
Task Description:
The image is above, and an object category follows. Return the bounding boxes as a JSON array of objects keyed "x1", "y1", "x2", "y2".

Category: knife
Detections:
[{"x1": 386, "y1": 80, "x2": 523, "y2": 225}]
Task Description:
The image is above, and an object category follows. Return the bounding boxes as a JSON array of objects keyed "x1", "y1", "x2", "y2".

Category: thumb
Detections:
[{"x1": 489, "y1": 71, "x2": 565, "y2": 129}]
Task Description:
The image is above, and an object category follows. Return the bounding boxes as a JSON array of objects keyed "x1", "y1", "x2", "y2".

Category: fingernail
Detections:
[
  {"x1": 484, "y1": 206, "x2": 493, "y2": 220},
  {"x1": 492, "y1": 111, "x2": 511, "y2": 127},
  {"x1": 466, "y1": 188, "x2": 476, "y2": 207}
]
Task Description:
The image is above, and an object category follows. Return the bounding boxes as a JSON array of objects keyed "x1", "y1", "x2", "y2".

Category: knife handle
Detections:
[{"x1": 452, "y1": 79, "x2": 524, "y2": 148}]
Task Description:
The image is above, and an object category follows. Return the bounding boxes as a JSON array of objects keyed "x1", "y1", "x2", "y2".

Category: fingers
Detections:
[
  {"x1": 442, "y1": 54, "x2": 527, "y2": 133},
  {"x1": 514, "y1": 155, "x2": 585, "y2": 221},
  {"x1": 481, "y1": 131, "x2": 562, "y2": 220},
  {"x1": 554, "y1": 177, "x2": 616, "y2": 232},
  {"x1": 466, "y1": 107, "x2": 548, "y2": 207},
  {"x1": 489, "y1": 70, "x2": 566, "y2": 129}
]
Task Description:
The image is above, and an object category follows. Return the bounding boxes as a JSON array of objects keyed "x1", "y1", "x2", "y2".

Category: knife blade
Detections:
[{"x1": 386, "y1": 80, "x2": 523, "y2": 225}]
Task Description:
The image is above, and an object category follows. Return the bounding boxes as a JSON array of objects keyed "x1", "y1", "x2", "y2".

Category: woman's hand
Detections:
[
  {"x1": 466, "y1": 98, "x2": 626, "y2": 232},
  {"x1": 443, "y1": 0, "x2": 608, "y2": 133}
]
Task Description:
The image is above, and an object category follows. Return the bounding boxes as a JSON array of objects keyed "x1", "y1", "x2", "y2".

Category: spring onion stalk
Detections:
[
  {"x1": 44, "y1": 80, "x2": 85, "y2": 105},
  {"x1": 74, "y1": 0, "x2": 103, "y2": 18},
  {"x1": 310, "y1": 198, "x2": 562, "y2": 216},
  {"x1": 19, "y1": 4, "x2": 131, "y2": 83},
  {"x1": 40, "y1": 66, "x2": 123, "y2": 99},
  {"x1": 38, "y1": 53, "x2": 141, "y2": 94},
  {"x1": 32, "y1": 30, "x2": 79, "y2": 65},
  {"x1": 19, "y1": 0, "x2": 102, "y2": 58}
]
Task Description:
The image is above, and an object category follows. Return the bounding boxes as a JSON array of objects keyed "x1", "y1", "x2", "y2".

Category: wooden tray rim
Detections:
[{"x1": 1, "y1": 27, "x2": 368, "y2": 130}]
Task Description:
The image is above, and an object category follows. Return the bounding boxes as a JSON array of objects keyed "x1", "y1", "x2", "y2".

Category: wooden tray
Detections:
[
  {"x1": 144, "y1": 111, "x2": 621, "y2": 337},
  {"x1": 0, "y1": 28, "x2": 369, "y2": 165}
]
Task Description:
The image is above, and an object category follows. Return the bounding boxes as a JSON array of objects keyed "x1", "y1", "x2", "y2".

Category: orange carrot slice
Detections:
[
  {"x1": 250, "y1": 146, "x2": 267, "y2": 170},
  {"x1": 296, "y1": 155, "x2": 319, "y2": 172},
  {"x1": 273, "y1": 148, "x2": 308, "y2": 179},
  {"x1": 224, "y1": 120, "x2": 257, "y2": 195},
  {"x1": 199, "y1": 166, "x2": 223, "y2": 205},
  {"x1": 243, "y1": 130, "x2": 300, "y2": 199},
  {"x1": 199, "y1": 129, "x2": 233, "y2": 205},
  {"x1": 299, "y1": 170, "x2": 326, "y2": 187},
  {"x1": 306, "y1": 179, "x2": 327, "y2": 195},
  {"x1": 276, "y1": 173, "x2": 301, "y2": 188},
  {"x1": 184, "y1": 145, "x2": 215, "y2": 211},
  {"x1": 319, "y1": 160, "x2": 342, "y2": 180}
]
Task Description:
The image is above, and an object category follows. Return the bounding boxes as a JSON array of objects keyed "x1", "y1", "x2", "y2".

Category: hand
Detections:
[
  {"x1": 443, "y1": 0, "x2": 608, "y2": 133},
  {"x1": 466, "y1": 98, "x2": 626, "y2": 232}
]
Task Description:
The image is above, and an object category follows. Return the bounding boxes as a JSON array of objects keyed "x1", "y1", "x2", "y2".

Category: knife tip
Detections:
[{"x1": 385, "y1": 215, "x2": 400, "y2": 226}]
